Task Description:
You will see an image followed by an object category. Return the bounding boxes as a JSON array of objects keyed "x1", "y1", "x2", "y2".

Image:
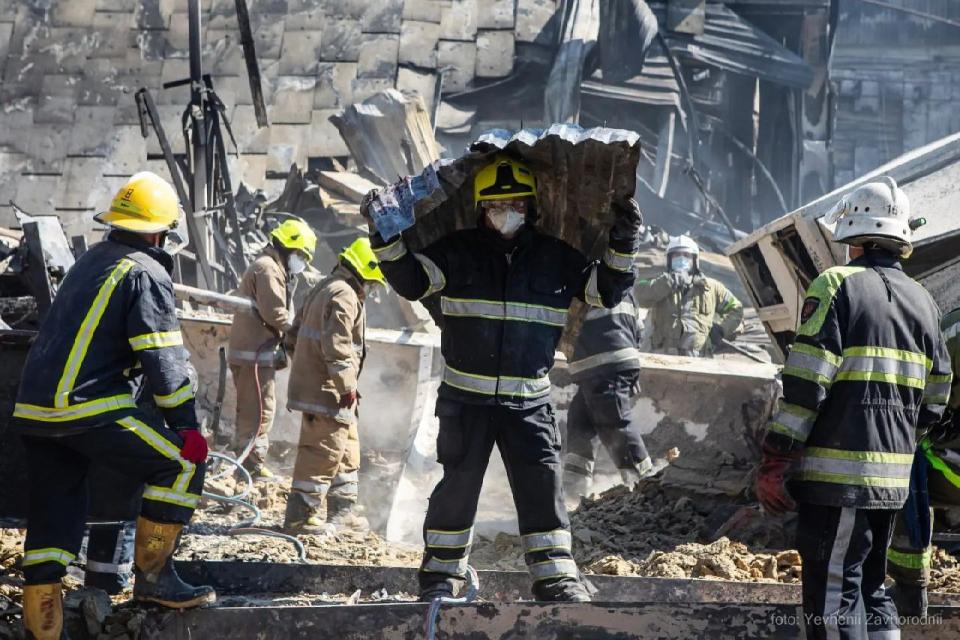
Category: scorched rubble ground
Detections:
[{"x1": 3, "y1": 477, "x2": 960, "y2": 637}]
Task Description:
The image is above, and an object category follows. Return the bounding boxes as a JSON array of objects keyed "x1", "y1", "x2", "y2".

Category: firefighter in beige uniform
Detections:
[
  {"x1": 634, "y1": 235, "x2": 743, "y2": 357},
  {"x1": 283, "y1": 238, "x2": 385, "y2": 534},
  {"x1": 228, "y1": 219, "x2": 317, "y2": 479}
]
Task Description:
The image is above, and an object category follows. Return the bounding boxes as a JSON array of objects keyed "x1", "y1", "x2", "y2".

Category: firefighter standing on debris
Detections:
[
  {"x1": 562, "y1": 286, "x2": 653, "y2": 503},
  {"x1": 282, "y1": 238, "x2": 385, "y2": 535},
  {"x1": 886, "y1": 307, "x2": 960, "y2": 618},
  {"x1": 13, "y1": 172, "x2": 216, "y2": 640},
  {"x1": 227, "y1": 218, "x2": 317, "y2": 480},
  {"x1": 366, "y1": 155, "x2": 642, "y2": 602},
  {"x1": 755, "y1": 177, "x2": 951, "y2": 639},
  {"x1": 635, "y1": 234, "x2": 743, "y2": 357}
]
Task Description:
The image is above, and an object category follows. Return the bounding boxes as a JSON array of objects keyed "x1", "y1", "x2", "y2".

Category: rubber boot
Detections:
[
  {"x1": 418, "y1": 580, "x2": 455, "y2": 602},
  {"x1": 22, "y1": 583, "x2": 65, "y2": 640},
  {"x1": 132, "y1": 517, "x2": 216, "y2": 609},
  {"x1": 533, "y1": 578, "x2": 592, "y2": 602},
  {"x1": 283, "y1": 492, "x2": 335, "y2": 536},
  {"x1": 326, "y1": 494, "x2": 370, "y2": 533},
  {"x1": 889, "y1": 582, "x2": 928, "y2": 618}
]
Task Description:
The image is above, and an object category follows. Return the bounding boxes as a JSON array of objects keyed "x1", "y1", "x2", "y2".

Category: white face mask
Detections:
[
  {"x1": 288, "y1": 253, "x2": 307, "y2": 275},
  {"x1": 486, "y1": 207, "x2": 525, "y2": 238},
  {"x1": 670, "y1": 256, "x2": 692, "y2": 273}
]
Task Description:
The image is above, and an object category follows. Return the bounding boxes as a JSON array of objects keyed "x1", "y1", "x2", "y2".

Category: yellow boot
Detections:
[
  {"x1": 22, "y1": 583, "x2": 62, "y2": 640},
  {"x1": 133, "y1": 517, "x2": 216, "y2": 608}
]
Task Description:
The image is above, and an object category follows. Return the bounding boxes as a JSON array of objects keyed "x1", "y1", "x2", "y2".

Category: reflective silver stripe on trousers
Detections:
[
  {"x1": 838, "y1": 356, "x2": 927, "y2": 381},
  {"x1": 564, "y1": 452, "x2": 594, "y2": 475},
  {"x1": 603, "y1": 247, "x2": 636, "y2": 272},
  {"x1": 527, "y1": 558, "x2": 579, "y2": 581},
  {"x1": 331, "y1": 470, "x2": 359, "y2": 487},
  {"x1": 522, "y1": 530, "x2": 572, "y2": 553},
  {"x1": 568, "y1": 347, "x2": 641, "y2": 377},
  {"x1": 292, "y1": 479, "x2": 330, "y2": 495},
  {"x1": 825, "y1": 507, "x2": 857, "y2": 640},
  {"x1": 426, "y1": 528, "x2": 474, "y2": 549},
  {"x1": 868, "y1": 631, "x2": 901, "y2": 639},
  {"x1": 584, "y1": 265, "x2": 602, "y2": 307},
  {"x1": 86, "y1": 559, "x2": 134, "y2": 574},
  {"x1": 415, "y1": 254, "x2": 446, "y2": 299},
  {"x1": 786, "y1": 350, "x2": 839, "y2": 380},
  {"x1": 801, "y1": 457, "x2": 913, "y2": 480},
  {"x1": 422, "y1": 556, "x2": 468, "y2": 576},
  {"x1": 229, "y1": 348, "x2": 283, "y2": 364},
  {"x1": 584, "y1": 299, "x2": 635, "y2": 320},
  {"x1": 372, "y1": 238, "x2": 407, "y2": 262}
]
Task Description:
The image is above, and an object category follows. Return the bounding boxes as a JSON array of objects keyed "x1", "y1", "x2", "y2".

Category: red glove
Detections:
[
  {"x1": 338, "y1": 389, "x2": 358, "y2": 409},
  {"x1": 178, "y1": 429, "x2": 209, "y2": 464},
  {"x1": 755, "y1": 449, "x2": 799, "y2": 516}
]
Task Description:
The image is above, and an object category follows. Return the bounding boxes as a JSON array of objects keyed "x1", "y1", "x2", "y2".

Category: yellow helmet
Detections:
[
  {"x1": 94, "y1": 171, "x2": 181, "y2": 233},
  {"x1": 473, "y1": 155, "x2": 536, "y2": 207},
  {"x1": 270, "y1": 218, "x2": 317, "y2": 261},
  {"x1": 339, "y1": 237, "x2": 385, "y2": 284}
]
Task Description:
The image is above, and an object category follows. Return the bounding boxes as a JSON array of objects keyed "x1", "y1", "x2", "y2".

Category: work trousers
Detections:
[
  {"x1": 419, "y1": 400, "x2": 580, "y2": 599},
  {"x1": 21, "y1": 418, "x2": 204, "y2": 585},
  {"x1": 230, "y1": 363, "x2": 276, "y2": 467},
  {"x1": 563, "y1": 369, "x2": 650, "y2": 486},
  {"x1": 83, "y1": 463, "x2": 143, "y2": 593},
  {"x1": 889, "y1": 459, "x2": 958, "y2": 589},
  {"x1": 290, "y1": 412, "x2": 361, "y2": 508},
  {"x1": 797, "y1": 503, "x2": 900, "y2": 640}
]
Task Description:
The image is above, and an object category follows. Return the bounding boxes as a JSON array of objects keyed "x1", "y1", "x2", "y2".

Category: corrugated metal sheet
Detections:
[
  {"x1": 651, "y1": 2, "x2": 814, "y2": 89},
  {"x1": 581, "y1": 55, "x2": 681, "y2": 109}
]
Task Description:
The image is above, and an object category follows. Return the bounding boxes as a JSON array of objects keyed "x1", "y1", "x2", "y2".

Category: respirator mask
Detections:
[
  {"x1": 669, "y1": 255, "x2": 693, "y2": 274},
  {"x1": 288, "y1": 252, "x2": 308, "y2": 275},
  {"x1": 486, "y1": 206, "x2": 526, "y2": 238}
]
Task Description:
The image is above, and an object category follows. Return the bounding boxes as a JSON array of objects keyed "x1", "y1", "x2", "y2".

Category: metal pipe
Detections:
[
  {"x1": 173, "y1": 283, "x2": 253, "y2": 314},
  {"x1": 188, "y1": 0, "x2": 211, "y2": 287}
]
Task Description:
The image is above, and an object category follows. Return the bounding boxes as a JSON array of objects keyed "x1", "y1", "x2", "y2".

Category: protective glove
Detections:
[
  {"x1": 178, "y1": 429, "x2": 209, "y2": 464},
  {"x1": 360, "y1": 189, "x2": 379, "y2": 235},
  {"x1": 755, "y1": 447, "x2": 800, "y2": 516},
  {"x1": 338, "y1": 389, "x2": 359, "y2": 410},
  {"x1": 610, "y1": 197, "x2": 643, "y2": 241},
  {"x1": 667, "y1": 271, "x2": 691, "y2": 291},
  {"x1": 709, "y1": 324, "x2": 725, "y2": 349}
]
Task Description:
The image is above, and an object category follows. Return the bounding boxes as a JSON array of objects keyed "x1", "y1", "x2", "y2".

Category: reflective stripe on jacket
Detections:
[
  {"x1": 765, "y1": 250, "x2": 951, "y2": 509},
  {"x1": 13, "y1": 232, "x2": 199, "y2": 434},
  {"x1": 287, "y1": 266, "x2": 365, "y2": 422},
  {"x1": 569, "y1": 289, "x2": 642, "y2": 381},
  {"x1": 227, "y1": 246, "x2": 290, "y2": 367},
  {"x1": 371, "y1": 224, "x2": 637, "y2": 409},
  {"x1": 635, "y1": 273, "x2": 742, "y2": 355}
]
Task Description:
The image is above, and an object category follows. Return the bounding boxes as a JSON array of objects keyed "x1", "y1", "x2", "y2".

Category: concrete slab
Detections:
[
  {"x1": 357, "y1": 33, "x2": 400, "y2": 79},
  {"x1": 478, "y1": 0, "x2": 516, "y2": 29},
  {"x1": 440, "y1": 0, "x2": 479, "y2": 42},
  {"x1": 320, "y1": 19, "x2": 362, "y2": 62},
  {"x1": 475, "y1": 30, "x2": 515, "y2": 78},
  {"x1": 360, "y1": 0, "x2": 403, "y2": 34},
  {"x1": 399, "y1": 20, "x2": 441, "y2": 68},
  {"x1": 437, "y1": 40, "x2": 477, "y2": 92}
]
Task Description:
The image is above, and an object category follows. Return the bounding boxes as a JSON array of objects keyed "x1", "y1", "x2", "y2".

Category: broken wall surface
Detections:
[
  {"x1": 832, "y1": 0, "x2": 960, "y2": 186},
  {"x1": 0, "y1": 0, "x2": 558, "y2": 238}
]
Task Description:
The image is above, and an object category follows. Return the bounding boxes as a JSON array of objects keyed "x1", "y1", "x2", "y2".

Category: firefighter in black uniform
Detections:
[
  {"x1": 562, "y1": 288, "x2": 652, "y2": 502},
  {"x1": 14, "y1": 172, "x2": 215, "y2": 640},
  {"x1": 755, "y1": 177, "x2": 951, "y2": 640},
  {"x1": 367, "y1": 155, "x2": 641, "y2": 602}
]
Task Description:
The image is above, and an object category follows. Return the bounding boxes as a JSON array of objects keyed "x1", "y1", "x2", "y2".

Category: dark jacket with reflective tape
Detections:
[
  {"x1": 371, "y1": 223, "x2": 637, "y2": 409},
  {"x1": 923, "y1": 308, "x2": 960, "y2": 484},
  {"x1": 569, "y1": 289, "x2": 641, "y2": 382},
  {"x1": 765, "y1": 250, "x2": 951, "y2": 509},
  {"x1": 13, "y1": 232, "x2": 199, "y2": 435}
]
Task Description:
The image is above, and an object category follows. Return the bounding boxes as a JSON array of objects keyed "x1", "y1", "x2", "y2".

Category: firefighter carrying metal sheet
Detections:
[
  {"x1": 886, "y1": 307, "x2": 960, "y2": 618},
  {"x1": 562, "y1": 287, "x2": 652, "y2": 503},
  {"x1": 366, "y1": 155, "x2": 642, "y2": 602},
  {"x1": 227, "y1": 218, "x2": 317, "y2": 479},
  {"x1": 283, "y1": 238, "x2": 385, "y2": 535},
  {"x1": 635, "y1": 235, "x2": 743, "y2": 357},
  {"x1": 13, "y1": 172, "x2": 216, "y2": 640},
  {"x1": 755, "y1": 177, "x2": 951, "y2": 639}
]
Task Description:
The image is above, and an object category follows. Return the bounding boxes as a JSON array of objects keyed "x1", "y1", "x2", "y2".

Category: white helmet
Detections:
[
  {"x1": 666, "y1": 235, "x2": 699, "y2": 273},
  {"x1": 823, "y1": 176, "x2": 913, "y2": 257},
  {"x1": 666, "y1": 235, "x2": 699, "y2": 256}
]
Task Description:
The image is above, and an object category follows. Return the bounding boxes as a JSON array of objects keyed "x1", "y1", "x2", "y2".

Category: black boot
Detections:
[
  {"x1": 533, "y1": 578, "x2": 592, "y2": 602},
  {"x1": 418, "y1": 580, "x2": 455, "y2": 602},
  {"x1": 132, "y1": 517, "x2": 216, "y2": 609},
  {"x1": 133, "y1": 557, "x2": 216, "y2": 609},
  {"x1": 889, "y1": 583, "x2": 928, "y2": 618}
]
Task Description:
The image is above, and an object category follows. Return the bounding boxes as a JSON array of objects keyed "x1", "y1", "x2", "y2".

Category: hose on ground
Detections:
[{"x1": 423, "y1": 566, "x2": 480, "y2": 640}]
